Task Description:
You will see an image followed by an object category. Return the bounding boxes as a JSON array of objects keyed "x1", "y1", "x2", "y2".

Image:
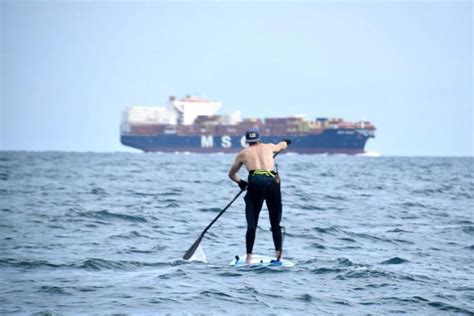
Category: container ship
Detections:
[{"x1": 120, "y1": 95, "x2": 376, "y2": 154}]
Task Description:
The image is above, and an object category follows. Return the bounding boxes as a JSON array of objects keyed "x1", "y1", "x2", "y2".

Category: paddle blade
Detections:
[{"x1": 183, "y1": 235, "x2": 204, "y2": 260}]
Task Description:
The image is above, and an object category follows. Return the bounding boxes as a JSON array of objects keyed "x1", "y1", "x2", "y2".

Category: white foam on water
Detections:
[{"x1": 359, "y1": 151, "x2": 381, "y2": 157}]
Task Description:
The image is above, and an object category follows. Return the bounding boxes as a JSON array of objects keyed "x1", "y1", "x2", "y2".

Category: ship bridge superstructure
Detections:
[{"x1": 169, "y1": 95, "x2": 222, "y2": 125}]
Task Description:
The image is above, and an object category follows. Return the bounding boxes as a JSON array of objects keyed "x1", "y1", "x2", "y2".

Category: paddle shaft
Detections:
[{"x1": 198, "y1": 189, "x2": 244, "y2": 239}]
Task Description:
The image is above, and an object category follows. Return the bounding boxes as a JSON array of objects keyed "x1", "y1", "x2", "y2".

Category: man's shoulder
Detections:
[
  {"x1": 236, "y1": 147, "x2": 248, "y2": 158},
  {"x1": 261, "y1": 142, "x2": 278, "y2": 150}
]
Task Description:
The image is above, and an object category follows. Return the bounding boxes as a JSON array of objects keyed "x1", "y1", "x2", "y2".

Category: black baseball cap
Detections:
[{"x1": 245, "y1": 128, "x2": 261, "y2": 143}]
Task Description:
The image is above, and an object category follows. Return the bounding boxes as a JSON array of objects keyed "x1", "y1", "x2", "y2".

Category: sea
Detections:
[{"x1": 0, "y1": 151, "x2": 473, "y2": 315}]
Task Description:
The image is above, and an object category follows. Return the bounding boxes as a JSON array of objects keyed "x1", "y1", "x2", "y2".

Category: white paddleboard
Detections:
[{"x1": 229, "y1": 254, "x2": 295, "y2": 267}]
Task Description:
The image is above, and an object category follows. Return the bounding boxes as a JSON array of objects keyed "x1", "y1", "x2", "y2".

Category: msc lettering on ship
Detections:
[
  {"x1": 200, "y1": 135, "x2": 247, "y2": 148},
  {"x1": 201, "y1": 135, "x2": 214, "y2": 148}
]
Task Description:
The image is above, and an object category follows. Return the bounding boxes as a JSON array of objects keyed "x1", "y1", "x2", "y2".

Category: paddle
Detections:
[{"x1": 182, "y1": 149, "x2": 284, "y2": 260}]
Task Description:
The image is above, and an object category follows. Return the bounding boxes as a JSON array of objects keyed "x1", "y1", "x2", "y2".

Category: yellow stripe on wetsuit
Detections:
[{"x1": 252, "y1": 170, "x2": 275, "y2": 177}]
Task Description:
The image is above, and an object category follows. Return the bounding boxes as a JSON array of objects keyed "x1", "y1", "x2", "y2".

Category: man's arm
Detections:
[
  {"x1": 229, "y1": 152, "x2": 248, "y2": 191},
  {"x1": 272, "y1": 140, "x2": 289, "y2": 153},
  {"x1": 228, "y1": 153, "x2": 244, "y2": 183}
]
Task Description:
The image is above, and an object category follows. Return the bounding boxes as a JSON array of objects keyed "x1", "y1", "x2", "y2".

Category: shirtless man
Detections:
[{"x1": 228, "y1": 127, "x2": 291, "y2": 264}]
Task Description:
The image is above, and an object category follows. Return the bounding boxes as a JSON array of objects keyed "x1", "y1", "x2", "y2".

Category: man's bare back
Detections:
[{"x1": 228, "y1": 142, "x2": 287, "y2": 184}]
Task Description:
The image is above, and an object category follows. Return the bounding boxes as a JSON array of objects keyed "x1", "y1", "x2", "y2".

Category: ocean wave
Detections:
[
  {"x1": 296, "y1": 293, "x2": 315, "y2": 302},
  {"x1": 148, "y1": 297, "x2": 182, "y2": 305},
  {"x1": 109, "y1": 230, "x2": 152, "y2": 239},
  {"x1": 348, "y1": 232, "x2": 397, "y2": 244},
  {"x1": 160, "y1": 198, "x2": 180, "y2": 203},
  {"x1": 120, "y1": 245, "x2": 166, "y2": 254},
  {"x1": 158, "y1": 269, "x2": 187, "y2": 280},
  {"x1": 392, "y1": 238, "x2": 415, "y2": 244},
  {"x1": 318, "y1": 172, "x2": 335, "y2": 177},
  {"x1": 292, "y1": 204, "x2": 324, "y2": 211},
  {"x1": 427, "y1": 301, "x2": 473, "y2": 314},
  {"x1": 157, "y1": 202, "x2": 180, "y2": 208},
  {"x1": 386, "y1": 228, "x2": 413, "y2": 233},
  {"x1": 74, "y1": 285, "x2": 112, "y2": 292},
  {"x1": 38, "y1": 286, "x2": 71, "y2": 295},
  {"x1": 217, "y1": 272, "x2": 243, "y2": 277},
  {"x1": 31, "y1": 310, "x2": 61, "y2": 316},
  {"x1": 0, "y1": 258, "x2": 62, "y2": 269},
  {"x1": 365, "y1": 283, "x2": 391, "y2": 289},
  {"x1": 235, "y1": 286, "x2": 260, "y2": 295},
  {"x1": 336, "y1": 258, "x2": 359, "y2": 267},
  {"x1": 312, "y1": 267, "x2": 344, "y2": 274},
  {"x1": 312, "y1": 226, "x2": 341, "y2": 235},
  {"x1": 381, "y1": 257, "x2": 410, "y2": 265},
  {"x1": 383, "y1": 296, "x2": 473, "y2": 314},
  {"x1": 75, "y1": 258, "x2": 168, "y2": 271},
  {"x1": 401, "y1": 201, "x2": 428, "y2": 209},
  {"x1": 337, "y1": 269, "x2": 417, "y2": 282},
  {"x1": 71, "y1": 209, "x2": 148, "y2": 223},
  {"x1": 198, "y1": 207, "x2": 222, "y2": 213},
  {"x1": 454, "y1": 220, "x2": 474, "y2": 225},
  {"x1": 200, "y1": 289, "x2": 233, "y2": 298},
  {"x1": 90, "y1": 187, "x2": 107, "y2": 195},
  {"x1": 323, "y1": 194, "x2": 347, "y2": 201},
  {"x1": 462, "y1": 226, "x2": 474, "y2": 235},
  {"x1": 311, "y1": 243, "x2": 326, "y2": 249},
  {"x1": 339, "y1": 237, "x2": 357, "y2": 243}
]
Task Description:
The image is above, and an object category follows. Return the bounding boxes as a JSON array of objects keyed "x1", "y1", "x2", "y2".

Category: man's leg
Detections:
[
  {"x1": 244, "y1": 185, "x2": 264, "y2": 263},
  {"x1": 265, "y1": 182, "x2": 282, "y2": 260}
]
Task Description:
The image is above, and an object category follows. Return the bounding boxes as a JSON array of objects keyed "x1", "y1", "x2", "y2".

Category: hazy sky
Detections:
[{"x1": 1, "y1": 1, "x2": 472, "y2": 155}]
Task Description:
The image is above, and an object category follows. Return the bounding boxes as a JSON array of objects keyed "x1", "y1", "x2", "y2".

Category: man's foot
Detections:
[
  {"x1": 270, "y1": 259, "x2": 282, "y2": 266},
  {"x1": 246, "y1": 254, "x2": 252, "y2": 264},
  {"x1": 275, "y1": 250, "x2": 282, "y2": 261}
]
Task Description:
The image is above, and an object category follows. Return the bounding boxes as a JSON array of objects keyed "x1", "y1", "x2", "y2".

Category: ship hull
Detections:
[{"x1": 121, "y1": 129, "x2": 373, "y2": 154}]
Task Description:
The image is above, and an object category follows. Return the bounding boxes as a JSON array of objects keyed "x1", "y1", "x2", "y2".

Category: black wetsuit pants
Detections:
[{"x1": 244, "y1": 173, "x2": 282, "y2": 254}]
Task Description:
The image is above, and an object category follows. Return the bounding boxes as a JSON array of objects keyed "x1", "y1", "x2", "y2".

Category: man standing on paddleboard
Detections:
[{"x1": 228, "y1": 127, "x2": 291, "y2": 264}]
